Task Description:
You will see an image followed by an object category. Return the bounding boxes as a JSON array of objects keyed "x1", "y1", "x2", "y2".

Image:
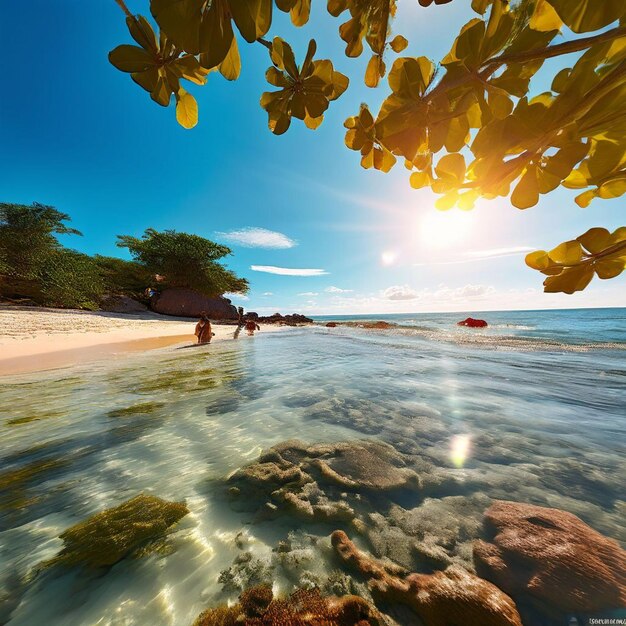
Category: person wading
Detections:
[{"x1": 195, "y1": 312, "x2": 214, "y2": 344}]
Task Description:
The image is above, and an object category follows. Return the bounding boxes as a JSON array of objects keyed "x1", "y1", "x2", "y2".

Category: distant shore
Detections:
[{"x1": 0, "y1": 306, "x2": 287, "y2": 376}]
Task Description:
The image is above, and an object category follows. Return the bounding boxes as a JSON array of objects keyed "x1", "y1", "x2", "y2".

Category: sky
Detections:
[{"x1": 1, "y1": 1, "x2": 624, "y2": 315}]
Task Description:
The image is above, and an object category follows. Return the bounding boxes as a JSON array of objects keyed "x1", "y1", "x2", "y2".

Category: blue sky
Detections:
[{"x1": 1, "y1": 1, "x2": 624, "y2": 314}]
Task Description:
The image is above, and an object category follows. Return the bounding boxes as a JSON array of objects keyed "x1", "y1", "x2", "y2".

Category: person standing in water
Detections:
[
  {"x1": 245, "y1": 318, "x2": 261, "y2": 336},
  {"x1": 195, "y1": 312, "x2": 214, "y2": 344}
]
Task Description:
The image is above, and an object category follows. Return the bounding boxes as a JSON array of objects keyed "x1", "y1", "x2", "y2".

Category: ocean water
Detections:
[{"x1": 0, "y1": 307, "x2": 625, "y2": 625}]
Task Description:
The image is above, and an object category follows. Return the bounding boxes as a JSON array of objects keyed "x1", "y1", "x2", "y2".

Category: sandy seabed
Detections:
[{"x1": 0, "y1": 306, "x2": 284, "y2": 376}]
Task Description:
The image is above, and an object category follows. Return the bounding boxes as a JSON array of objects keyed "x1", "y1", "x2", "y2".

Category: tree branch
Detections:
[
  {"x1": 113, "y1": 0, "x2": 133, "y2": 18},
  {"x1": 257, "y1": 38, "x2": 272, "y2": 51},
  {"x1": 487, "y1": 26, "x2": 626, "y2": 67}
]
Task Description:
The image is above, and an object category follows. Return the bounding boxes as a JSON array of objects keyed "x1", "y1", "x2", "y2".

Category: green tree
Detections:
[
  {"x1": 109, "y1": 0, "x2": 626, "y2": 293},
  {"x1": 94, "y1": 255, "x2": 154, "y2": 298},
  {"x1": 0, "y1": 202, "x2": 81, "y2": 282},
  {"x1": 117, "y1": 228, "x2": 249, "y2": 296}
]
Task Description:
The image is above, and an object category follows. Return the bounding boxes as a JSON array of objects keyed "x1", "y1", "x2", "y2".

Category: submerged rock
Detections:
[
  {"x1": 332, "y1": 530, "x2": 522, "y2": 626},
  {"x1": 54, "y1": 494, "x2": 189, "y2": 567},
  {"x1": 474, "y1": 500, "x2": 626, "y2": 614},
  {"x1": 192, "y1": 585, "x2": 382, "y2": 626},
  {"x1": 227, "y1": 440, "x2": 421, "y2": 525}
]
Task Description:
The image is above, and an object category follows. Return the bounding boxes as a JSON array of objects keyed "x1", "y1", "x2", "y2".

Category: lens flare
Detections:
[
  {"x1": 381, "y1": 250, "x2": 397, "y2": 266},
  {"x1": 450, "y1": 434, "x2": 471, "y2": 468}
]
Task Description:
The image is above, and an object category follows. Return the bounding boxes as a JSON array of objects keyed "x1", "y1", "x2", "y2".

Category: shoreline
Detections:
[{"x1": 0, "y1": 306, "x2": 287, "y2": 377}]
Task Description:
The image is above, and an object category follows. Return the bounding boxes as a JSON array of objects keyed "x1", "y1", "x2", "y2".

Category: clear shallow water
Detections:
[{"x1": 0, "y1": 308, "x2": 625, "y2": 625}]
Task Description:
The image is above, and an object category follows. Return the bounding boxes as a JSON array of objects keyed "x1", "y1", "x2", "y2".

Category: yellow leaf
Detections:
[
  {"x1": 530, "y1": 0, "x2": 562, "y2": 32},
  {"x1": 304, "y1": 114, "x2": 323, "y2": 129},
  {"x1": 219, "y1": 35, "x2": 241, "y2": 80},
  {"x1": 543, "y1": 266, "x2": 594, "y2": 294},
  {"x1": 525, "y1": 250, "x2": 550, "y2": 270},
  {"x1": 435, "y1": 192, "x2": 458, "y2": 210},
  {"x1": 575, "y1": 190, "x2": 596, "y2": 208},
  {"x1": 547, "y1": 0, "x2": 625, "y2": 33},
  {"x1": 435, "y1": 153, "x2": 466, "y2": 181},
  {"x1": 511, "y1": 167, "x2": 539, "y2": 209},
  {"x1": 365, "y1": 55, "x2": 383, "y2": 88},
  {"x1": 410, "y1": 171, "x2": 430, "y2": 189},
  {"x1": 598, "y1": 177, "x2": 626, "y2": 200},
  {"x1": 577, "y1": 227, "x2": 611, "y2": 254},
  {"x1": 175, "y1": 89, "x2": 198, "y2": 128},
  {"x1": 548, "y1": 240, "x2": 583, "y2": 265},
  {"x1": 389, "y1": 35, "x2": 408, "y2": 53},
  {"x1": 594, "y1": 258, "x2": 625, "y2": 280}
]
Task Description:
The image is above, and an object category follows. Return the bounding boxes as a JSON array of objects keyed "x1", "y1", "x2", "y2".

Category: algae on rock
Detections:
[{"x1": 53, "y1": 494, "x2": 189, "y2": 567}]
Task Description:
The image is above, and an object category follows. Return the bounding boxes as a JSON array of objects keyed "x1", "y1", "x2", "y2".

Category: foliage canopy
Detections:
[
  {"x1": 117, "y1": 228, "x2": 249, "y2": 296},
  {"x1": 109, "y1": 0, "x2": 626, "y2": 293}
]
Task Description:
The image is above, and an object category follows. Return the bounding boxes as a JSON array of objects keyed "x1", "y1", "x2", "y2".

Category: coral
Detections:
[
  {"x1": 218, "y1": 552, "x2": 275, "y2": 593},
  {"x1": 192, "y1": 585, "x2": 382, "y2": 626},
  {"x1": 227, "y1": 440, "x2": 421, "y2": 526},
  {"x1": 332, "y1": 530, "x2": 522, "y2": 626},
  {"x1": 474, "y1": 500, "x2": 626, "y2": 613},
  {"x1": 53, "y1": 494, "x2": 189, "y2": 567}
]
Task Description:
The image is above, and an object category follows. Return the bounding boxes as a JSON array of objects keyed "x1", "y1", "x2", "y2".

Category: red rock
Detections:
[
  {"x1": 458, "y1": 317, "x2": 488, "y2": 328},
  {"x1": 326, "y1": 322, "x2": 338, "y2": 328},
  {"x1": 474, "y1": 500, "x2": 626, "y2": 613},
  {"x1": 150, "y1": 288, "x2": 238, "y2": 319},
  {"x1": 332, "y1": 530, "x2": 522, "y2": 626}
]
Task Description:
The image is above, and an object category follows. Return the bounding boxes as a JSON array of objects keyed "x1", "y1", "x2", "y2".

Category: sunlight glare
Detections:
[
  {"x1": 381, "y1": 250, "x2": 397, "y2": 266},
  {"x1": 417, "y1": 211, "x2": 473, "y2": 250},
  {"x1": 450, "y1": 434, "x2": 472, "y2": 468}
]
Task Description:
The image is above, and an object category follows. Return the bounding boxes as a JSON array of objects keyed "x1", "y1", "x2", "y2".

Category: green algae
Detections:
[
  {"x1": 7, "y1": 410, "x2": 65, "y2": 426},
  {"x1": 52, "y1": 494, "x2": 189, "y2": 568},
  {"x1": 106, "y1": 401, "x2": 165, "y2": 418}
]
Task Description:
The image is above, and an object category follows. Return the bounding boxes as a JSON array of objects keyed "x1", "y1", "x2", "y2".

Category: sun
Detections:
[{"x1": 416, "y1": 210, "x2": 474, "y2": 250}]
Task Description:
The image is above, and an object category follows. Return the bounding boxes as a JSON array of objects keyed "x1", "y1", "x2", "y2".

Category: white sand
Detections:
[{"x1": 0, "y1": 306, "x2": 284, "y2": 375}]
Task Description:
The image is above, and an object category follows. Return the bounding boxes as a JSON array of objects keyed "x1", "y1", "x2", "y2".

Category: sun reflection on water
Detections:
[{"x1": 450, "y1": 434, "x2": 472, "y2": 468}]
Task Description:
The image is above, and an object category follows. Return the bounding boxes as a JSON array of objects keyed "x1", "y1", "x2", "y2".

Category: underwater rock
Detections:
[
  {"x1": 332, "y1": 530, "x2": 522, "y2": 626},
  {"x1": 473, "y1": 500, "x2": 626, "y2": 613},
  {"x1": 192, "y1": 585, "x2": 382, "y2": 625},
  {"x1": 365, "y1": 494, "x2": 490, "y2": 572},
  {"x1": 54, "y1": 494, "x2": 189, "y2": 567},
  {"x1": 227, "y1": 440, "x2": 421, "y2": 525},
  {"x1": 218, "y1": 552, "x2": 275, "y2": 593}
]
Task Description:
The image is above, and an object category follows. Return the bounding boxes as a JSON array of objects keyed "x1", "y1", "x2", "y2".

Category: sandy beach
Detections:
[{"x1": 0, "y1": 306, "x2": 283, "y2": 376}]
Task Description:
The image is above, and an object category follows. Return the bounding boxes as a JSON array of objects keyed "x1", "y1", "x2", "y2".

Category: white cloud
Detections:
[
  {"x1": 433, "y1": 284, "x2": 496, "y2": 300},
  {"x1": 382, "y1": 285, "x2": 419, "y2": 301},
  {"x1": 325, "y1": 286, "x2": 353, "y2": 293},
  {"x1": 262, "y1": 292, "x2": 273, "y2": 296},
  {"x1": 299, "y1": 292, "x2": 319, "y2": 296},
  {"x1": 216, "y1": 227, "x2": 296, "y2": 249},
  {"x1": 250, "y1": 265, "x2": 328, "y2": 276},
  {"x1": 224, "y1": 292, "x2": 249, "y2": 300}
]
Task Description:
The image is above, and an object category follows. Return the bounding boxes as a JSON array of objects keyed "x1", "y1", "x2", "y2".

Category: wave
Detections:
[{"x1": 317, "y1": 322, "x2": 626, "y2": 352}]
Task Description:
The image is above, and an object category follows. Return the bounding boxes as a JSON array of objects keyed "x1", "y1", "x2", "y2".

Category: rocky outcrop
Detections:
[
  {"x1": 473, "y1": 500, "x2": 626, "y2": 613},
  {"x1": 53, "y1": 494, "x2": 189, "y2": 567},
  {"x1": 192, "y1": 585, "x2": 382, "y2": 626},
  {"x1": 332, "y1": 530, "x2": 522, "y2": 626},
  {"x1": 457, "y1": 317, "x2": 488, "y2": 328},
  {"x1": 326, "y1": 322, "x2": 338, "y2": 327},
  {"x1": 151, "y1": 288, "x2": 238, "y2": 319},
  {"x1": 99, "y1": 295, "x2": 148, "y2": 313},
  {"x1": 257, "y1": 313, "x2": 313, "y2": 325},
  {"x1": 226, "y1": 440, "x2": 422, "y2": 525}
]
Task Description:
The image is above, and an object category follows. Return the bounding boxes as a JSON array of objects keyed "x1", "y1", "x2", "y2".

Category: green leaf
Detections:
[
  {"x1": 150, "y1": 0, "x2": 203, "y2": 53},
  {"x1": 109, "y1": 45, "x2": 156, "y2": 73},
  {"x1": 229, "y1": 0, "x2": 272, "y2": 43}
]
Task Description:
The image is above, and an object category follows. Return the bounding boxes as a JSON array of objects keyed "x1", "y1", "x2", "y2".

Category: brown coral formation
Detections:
[
  {"x1": 54, "y1": 494, "x2": 189, "y2": 567},
  {"x1": 331, "y1": 530, "x2": 522, "y2": 626},
  {"x1": 227, "y1": 440, "x2": 421, "y2": 524},
  {"x1": 473, "y1": 500, "x2": 626, "y2": 613},
  {"x1": 192, "y1": 585, "x2": 381, "y2": 626}
]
